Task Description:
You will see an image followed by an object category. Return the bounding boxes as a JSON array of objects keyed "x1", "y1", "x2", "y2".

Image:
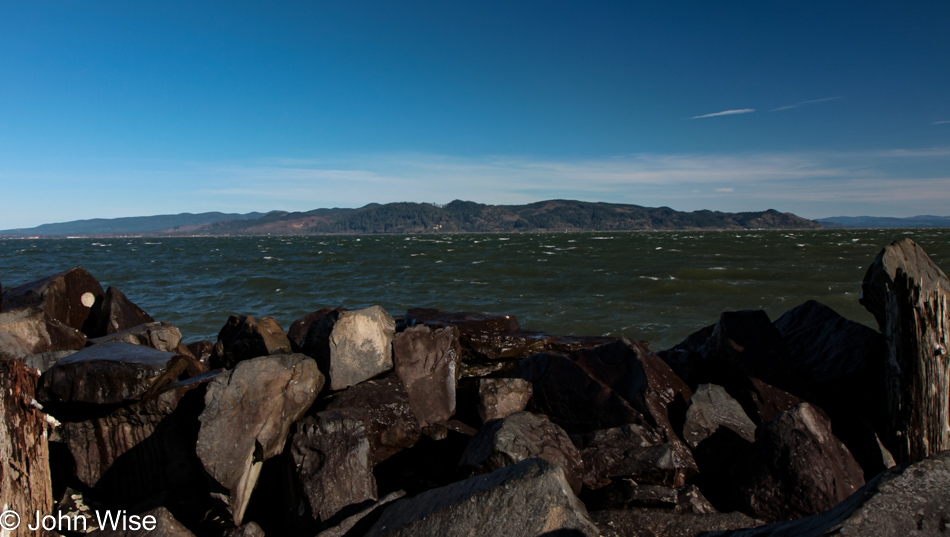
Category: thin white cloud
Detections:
[
  {"x1": 771, "y1": 96, "x2": 842, "y2": 112},
  {"x1": 715, "y1": 188, "x2": 734, "y2": 193},
  {"x1": 933, "y1": 120, "x2": 950, "y2": 125},
  {"x1": 690, "y1": 109, "x2": 755, "y2": 119}
]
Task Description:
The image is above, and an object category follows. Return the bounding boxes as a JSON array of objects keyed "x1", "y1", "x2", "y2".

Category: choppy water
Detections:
[{"x1": 2, "y1": 229, "x2": 948, "y2": 351}]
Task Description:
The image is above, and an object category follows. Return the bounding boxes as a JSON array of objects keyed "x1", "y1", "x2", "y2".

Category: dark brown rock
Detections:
[
  {"x1": 707, "y1": 449, "x2": 950, "y2": 536},
  {"x1": 0, "y1": 307, "x2": 86, "y2": 360},
  {"x1": 517, "y1": 352, "x2": 651, "y2": 434},
  {"x1": 291, "y1": 408, "x2": 378, "y2": 523},
  {"x1": 459, "y1": 411, "x2": 585, "y2": 493},
  {"x1": 581, "y1": 481, "x2": 715, "y2": 513},
  {"x1": 1, "y1": 360, "x2": 55, "y2": 537},
  {"x1": 288, "y1": 307, "x2": 334, "y2": 351},
  {"x1": 365, "y1": 458, "x2": 599, "y2": 537},
  {"x1": 860, "y1": 238, "x2": 950, "y2": 462},
  {"x1": 592, "y1": 509, "x2": 762, "y2": 537},
  {"x1": 186, "y1": 339, "x2": 215, "y2": 369},
  {"x1": 697, "y1": 402, "x2": 865, "y2": 522},
  {"x1": 196, "y1": 353, "x2": 323, "y2": 525},
  {"x1": 211, "y1": 315, "x2": 293, "y2": 369},
  {"x1": 84, "y1": 286, "x2": 155, "y2": 338},
  {"x1": 2, "y1": 266, "x2": 104, "y2": 332},
  {"x1": 392, "y1": 324, "x2": 461, "y2": 427},
  {"x1": 326, "y1": 374, "x2": 421, "y2": 465},
  {"x1": 302, "y1": 305, "x2": 395, "y2": 390},
  {"x1": 683, "y1": 383, "x2": 756, "y2": 448},
  {"x1": 37, "y1": 341, "x2": 185, "y2": 406},
  {"x1": 224, "y1": 522, "x2": 265, "y2": 537},
  {"x1": 476, "y1": 377, "x2": 533, "y2": 423},
  {"x1": 574, "y1": 424, "x2": 694, "y2": 488}
]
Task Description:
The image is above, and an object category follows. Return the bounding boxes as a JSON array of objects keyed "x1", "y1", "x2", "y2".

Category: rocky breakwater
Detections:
[{"x1": 0, "y1": 237, "x2": 947, "y2": 537}]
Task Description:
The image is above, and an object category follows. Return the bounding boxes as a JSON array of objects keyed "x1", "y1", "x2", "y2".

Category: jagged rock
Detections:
[
  {"x1": 392, "y1": 325, "x2": 461, "y2": 427},
  {"x1": 373, "y1": 420, "x2": 475, "y2": 497},
  {"x1": 860, "y1": 238, "x2": 950, "y2": 462},
  {"x1": 326, "y1": 374, "x2": 421, "y2": 465},
  {"x1": 774, "y1": 300, "x2": 892, "y2": 477},
  {"x1": 37, "y1": 342, "x2": 188, "y2": 406},
  {"x1": 0, "y1": 307, "x2": 86, "y2": 360},
  {"x1": 24, "y1": 349, "x2": 77, "y2": 373},
  {"x1": 459, "y1": 411, "x2": 585, "y2": 493},
  {"x1": 571, "y1": 340, "x2": 695, "y2": 472},
  {"x1": 211, "y1": 315, "x2": 293, "y2": 369},
  {"x1": 517, "y1": 352, "x2": 651, "y2": 434},
  {"x1": 405, "y1": 307, "x2": 613, "y2": 362},
  {"x1": 476, "y1": 378, "x2": 533, "y2": 423},
  {"x1": 683, "y1": 383, "x2": 756, "y2": 448},
  {"x1": 1, "y1": 360, "x2": 54, "y2": 536},
  {"x1": 291, "y1": 408, "x2": 378, "y2": 523},
  {"x1": 186, "y1": 339, "x2": 214, "y2": 369},
  {"x1": 303, "y1": 305, "x2": 396, "y2": 390},
  {"x1": 574, "y1": 424, "x2": 694, "y2": 488},
  {"x1": 288, "y1": 307, "x2": 334, "y2": 350},
  {"x1": 696, "y1": 402, "x2": 865, "y2": 522},
  {"x1": 87, "y1": 506, "x2": 195, "y2": 537},
  {"x1": 657, "y1": 324, "x2": 715, "y2": 387},
  {"x1": 2, "y1": 266, "x2": 104, "y2": 332},
  {"x1": 707, "y1": 310, "x2": 798, "y2": 386},
  {"x1": 196, "y1": 353, "x2": 323, "y2": 525},
  {"x1": 224, "y1": 522, "x2": 265, "y2": 537},
  {"x1": 365, "y1": 458, "x2": 599, "y2": 537},
  {"x1": 707, "y1": 450, "x2": 950, "y2": 536},
  {"x1": 592, "y1": 509, "x2": 763, "y2": 537},
  {"x1": 84, "y1": 286, "x2": 155, "y2": 338},
  {"x1": 581, "y1": 481, "x2": 715, "y2": 513}
]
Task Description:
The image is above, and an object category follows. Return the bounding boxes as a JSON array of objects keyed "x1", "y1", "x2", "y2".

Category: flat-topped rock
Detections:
[
  {"x1": 37, "y1": 341, "x2": 183, "y2": 405},
  {"x1": 303, "y1": 305, "x2": 396, "y2": 390},
  {"x1": 393, "y1": 324, "x2": 461, "y2": 427}
]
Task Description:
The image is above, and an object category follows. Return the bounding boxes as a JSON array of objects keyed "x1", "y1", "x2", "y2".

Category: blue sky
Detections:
[{"x1": 1, "y1": 1, "x2": 948, "y2": 229}]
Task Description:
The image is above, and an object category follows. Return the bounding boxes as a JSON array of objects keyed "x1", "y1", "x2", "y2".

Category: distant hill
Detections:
[
  {"x1": 0, "y1": 200, "x2": 820, "y2": 237},
  {"x1": 816, "y1": 215, "x2": 950, "y2": 229}
]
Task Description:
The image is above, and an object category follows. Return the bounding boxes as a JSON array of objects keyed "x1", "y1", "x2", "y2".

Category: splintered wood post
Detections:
[
  {"x1": 861, "y1": 238, "x2": 950, "y2": 463},
  {"x1": 1, "y1": 360, "x2": 55, "y2": 537}
]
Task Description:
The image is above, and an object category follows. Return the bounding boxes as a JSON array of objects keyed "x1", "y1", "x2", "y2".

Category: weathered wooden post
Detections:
[{"x1": 861, "y1": 238, "x2": 950, "y2": 462}]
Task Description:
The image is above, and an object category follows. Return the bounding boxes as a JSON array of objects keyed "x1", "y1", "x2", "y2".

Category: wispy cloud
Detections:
[
  {"x1": 933, "y1": 120, "x2": 950, "y2": 125},
  {"x1": 771, "y1": 96, "x2": 842, "y2": 112},
  {"x1": 690, "y1": 109, "x2": 755, "y2": 119},
  {"x1": 715, "y1": 188, "x2": 735, "y2": 193}
]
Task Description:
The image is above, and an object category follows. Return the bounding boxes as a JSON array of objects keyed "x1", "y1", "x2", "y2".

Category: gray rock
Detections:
[
  {"x1": 683, "y1": 383, "x2": 756, "y2": 448},
  {"x1": 37, "y1": 341, "x2": 184, "y2": 405},
  {"x1": 291, "y1": 408, "x2": 378, "y2": 523},
  {"x1": 211, "y1": 315, "x2": 293, "y2": 369},
  {"x1": 860, "y1": 238, "x2": 950, "y2": 462},
  {"x1": 476, "y1": 378, "x2": 533, "y2": 423},
  {"x1": 304, "y1": 305, "x2": 396, "y2": 390},
  {"x1": 0, "y1": 307, "x2": 86, "y2": 360},
  {"x1": 196, "y1": 353, "x2": 323, "y2": 525},
  {"x1": 90, "y1": 321, "x2": 188, "y2": 355},
  {"x1": 460, "y1": 410, "x2": 585, "y2": 493},
  {"x1": 365, "y1": 458, "x2": 599, "y2": 537},
  {"x1": 2, "y1": 266, "x2": 104, "y2": 332},
  {"x1": 315, "y1": 491, "x2": 406, "y2": 537},
  {"x1": 392, "y1": 324, "x2": 461, "y2": 427},
  {"x1": 24, "y1": 349, "x2": 77, "y2": 373},
  {"x1": 708, "y1": 449, "x2": 950, "y2": 536}
]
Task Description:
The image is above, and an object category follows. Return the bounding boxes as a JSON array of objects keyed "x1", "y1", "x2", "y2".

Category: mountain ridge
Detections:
[{"x1": 1, "y1": 200, "x2": 822, "y2": 237}]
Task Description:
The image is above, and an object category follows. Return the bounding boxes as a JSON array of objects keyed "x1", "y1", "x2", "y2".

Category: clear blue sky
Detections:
[{"x1": 2, "y1": 1, "x2": 948, "y2": 229}]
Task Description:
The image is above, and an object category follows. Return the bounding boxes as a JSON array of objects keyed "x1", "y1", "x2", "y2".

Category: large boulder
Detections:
[
  {"x1": 574, "y1": 424, "x2": 694, "y2": 488},
  {"x1": 2, "y1": 266, "x2": 104, "y2": 332},
  {"x1": 0, "y1": 307, "x2": 86, "y2": 360},
  {"x1": 392, "y1": 324, "x2": 461, "y2": 427},
  {"x1": 860, "y1": 238, "x2": 950, "y2": 462},
  {"x1": 211, "y1": 315, "x2": 293, "y2": 369},
  {"x1": 0, "y1": 360, "x2": 54, "y2": 535},
  {"x1": 291, "y1": 408, "x2": 378, "y2": 523},
  {"x1": 476, "y1": 377, "x2": 533, "y2": 423},
  {"x1": 459, "y1": 411, "x2": 585, "y2": 493},
  {"x1": 303, "y1": 306, "x2": 396, "y2": 390},
  {"x1": 517, "y1": 352, "x2": 652, "y2": 434},
  {"x1": 364, "y1": 458, "x2": 599, "y2": 537},
  {"x1": 37, "y1": 341, "x2": 188, "y2": 406},
  {"x1": 287, "y1": 307, "x2": 335, "y2": 351},
  {"x1": 708, "y1": 449, "x2": 950, "y2": 536},
  {"x1": 326, "y1": 374, "x2": 421, "y2": 465},
  {"x1": 196, "y1": 353, "x2": 323, "y2": 525},
  {"x1": 696, "y1": 402, "x2": 865, "y2": 522},
  {"x1": 83, "y1": 286, "x2": 155, "y2": 338}
]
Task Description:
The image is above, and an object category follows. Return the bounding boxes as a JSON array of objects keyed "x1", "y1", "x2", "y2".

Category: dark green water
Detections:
[{"x1": 2, "y1": 229, "x2": 948, "y2": 351}]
